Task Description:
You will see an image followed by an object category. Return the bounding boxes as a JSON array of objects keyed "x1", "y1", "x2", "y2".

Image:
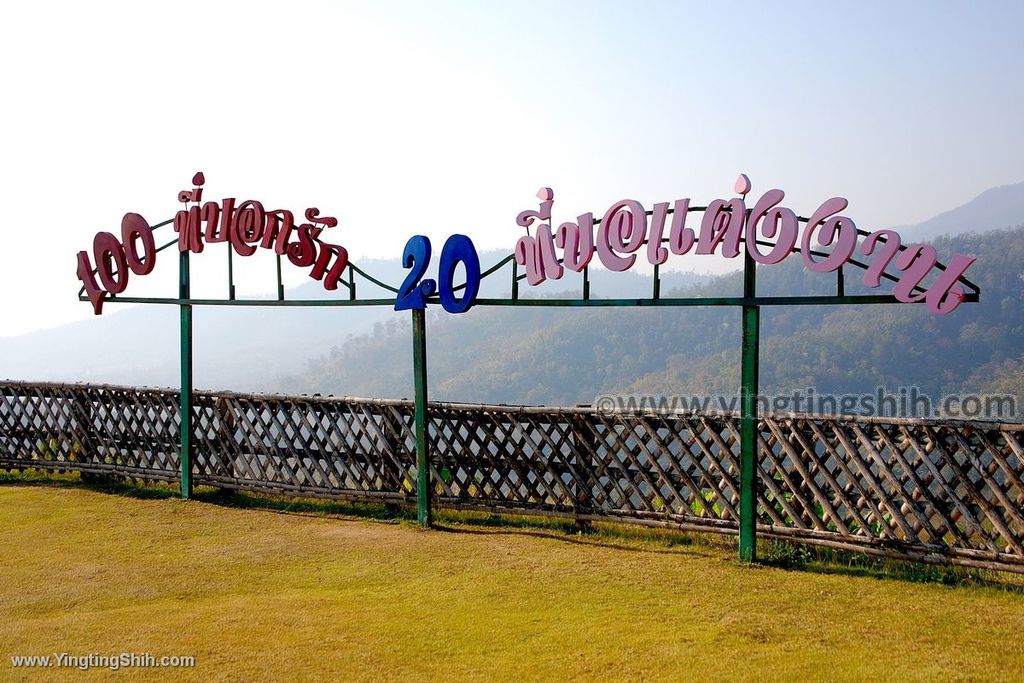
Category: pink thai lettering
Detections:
[
  {"x1": 515, "y1": 226, "x2": 563, "y2": 285},
  {"x1": 304, "y1": 207, "x2": 339, "y2": 230},
  {"x1": 174, "y1": 205, "x2": 204, "y2": 253},
  {"x1": 734, "y1": 174, "x2": 752, "y2": 196},
  {"x1": 746, "y1": 190, "x2": 798, "y2": 265},
  {"x1": 695, "y1": 198, "x2": 745, "y2": 258},
  {"x1": 309, "y1": 242, "x2": 349, "y2": 290},
  {"x1": 668, "y1": 198, "x2": 695, "y2": 255},
  {"x1": 214, "y1": 198, "x2": 236, "y2": 242},
  {"x1": 891, "y1": 244, "x2": 938, "y2": 303},
  {"x1": 510, "y1": 178, "x2": 977, "y2": 315},
  {"x1": 230, "y1": 200, "x2": 264, "y2": 257},
  {"x1": 202, "y1": 201, "x2": 226, "y2": 242},
  {"x1": 801, "y1": 197, "x2": 857, "y2": 273},
  {"x1": 925, "y1": 254, "x2": 976, "y2": 314},
  {"x1": 597, "y1": 200, "x2": 647, "y2": 271},
  {"x1": 77, "y1": 173, "x2": 349, "y2": 314},
  {"x1": 555, "y1": 213, "x2": 595, "y2": 272},
  {"x1": 515, "y1": 188, "x2": 564, "y2": 283},
  {"x1": 647, "y1": 202, "x2": 670, "y2": 265},
  {"x1": 859, "y1": 229, "x2": 901, "y2": 287},
  {"x1": 516, "y1": 187, "x2": 554, "y2": 235},
  {"x1": 261, "y1": 210, "x2": 295, "y2": 254},
  {"x1": 177, "y1": 172, "x2": 204, "y2": 203},
  {"x1": 287, "y1": 225, "x2": 323, "y2": 267}
]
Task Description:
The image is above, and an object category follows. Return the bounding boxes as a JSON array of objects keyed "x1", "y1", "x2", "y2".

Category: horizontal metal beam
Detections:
[
  {"x1": 475, "y1": 293, "x2": 978, "y2": 307},
  {"x1": 83, "y1": 291, "x2": 978, "y2": 309},
  {"x1": 89, "y1": 296, "x2": 397, "y2": 307}
]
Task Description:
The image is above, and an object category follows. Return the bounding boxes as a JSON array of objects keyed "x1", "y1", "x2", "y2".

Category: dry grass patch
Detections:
[{"x1": 1, "y1": 480, "x2": 1023, "y2": 682}]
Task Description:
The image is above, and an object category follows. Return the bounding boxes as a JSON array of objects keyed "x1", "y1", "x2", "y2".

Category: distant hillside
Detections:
[
  {"x1": 294, "y1": 227, "x2": 1024, "y2": 415},
  {"x1": 0, "y1": 255, "x2": 422, "y2": 390},
  {"x1": 627, "y1": 226, "x2": 1024, "y2": 400},
  {"x1": 900, "y1": 181, "x2": 1024, "y2": 241},
  {"x1": 0, "y1": 250, "x2": 702, "y2": 391},
  {"x1": 0, "y1": 281, "x2": 393, "y2": 391}
]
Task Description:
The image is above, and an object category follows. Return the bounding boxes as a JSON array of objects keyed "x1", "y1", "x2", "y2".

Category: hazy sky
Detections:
[{"x1": 1, "y1": 0, "x2": 1021, "y2": 336}]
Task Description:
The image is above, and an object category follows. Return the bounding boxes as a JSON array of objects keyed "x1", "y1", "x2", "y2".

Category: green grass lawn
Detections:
[{"x1": 2, "y1": 477, "x2": 1023, "y2": 682}]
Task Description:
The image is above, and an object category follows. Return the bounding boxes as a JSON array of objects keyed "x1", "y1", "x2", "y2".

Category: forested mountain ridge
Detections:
[
  {"x1": 900, "y1": 181, "x2": 1024, "y2": 241},
  {"x1": 629, "y1": 226, "x2": 1024, "y2": 398},
  {"x1": 0, "y1": 252, "x2": 701, "y2": 391},
  {"x1": 294, "y1": 226, "x2": 1024, "y2": 411}
]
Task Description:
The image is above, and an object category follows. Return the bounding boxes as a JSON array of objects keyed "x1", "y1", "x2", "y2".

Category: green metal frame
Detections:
[
  {"x1": 78, "y1": 212, "x2": 981, "y2": 564},
  {"x1": 739, "y1": 251, "x2": 759, "y2": 561},
  {"x1": 412, "y1": 308, "x2": 432, "y2": 527},
  {"x1": 179, "y1": 248, "x2": 193, "y2": 499}
]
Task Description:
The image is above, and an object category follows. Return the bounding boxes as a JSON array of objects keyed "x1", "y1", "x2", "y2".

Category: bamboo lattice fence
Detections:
[{"x1": 2, "y1": 381, "x2": 1023, "y2": 573}]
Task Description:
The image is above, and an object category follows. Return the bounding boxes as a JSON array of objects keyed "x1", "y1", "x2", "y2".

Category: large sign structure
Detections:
[{"x1": 75, "y1": 172, "x2": 980, "y2": 562}]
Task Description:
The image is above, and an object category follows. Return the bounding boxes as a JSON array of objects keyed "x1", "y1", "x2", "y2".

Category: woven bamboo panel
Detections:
[
  {"x1": 755, "y1": 415, "x2": 1024, "y2": 570},
  {"x1": 190, "y1": 392, "x2": 417, "y2": 502},
  {"x1": 427, "y1": 404, "x2": 741, "y2": 535},
  {"x1": 0, "y1": 382, "x2": 180, "y2": 482},
  {"x1": 2, "y1": 381, "x2": 1022, "y2": 572}
]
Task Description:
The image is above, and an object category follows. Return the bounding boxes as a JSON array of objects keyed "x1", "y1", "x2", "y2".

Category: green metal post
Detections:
[
  {"x1": 179, "y1": 249, "x2": 193, "y2": 499},
  {"x1": 227, "y1": 248, "x2": 235, "y2": 300},
  {"x1": 276, "y1": 254, "x2": 284, "y2": 301},
  {"x1": 412, "y1": 308, "x2": 432, "y2": 527},
  {"x1": 739, "y1": 250, "x2": 760, "y2": 561}
]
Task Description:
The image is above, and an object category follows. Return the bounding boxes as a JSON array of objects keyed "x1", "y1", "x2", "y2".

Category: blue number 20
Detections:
[
  {"x1": 394, "y1": 234, "x2": 481, "y2": 314},
  {"x1": 394, "y1": 236, "x2": 436, "y2": 311},
  {"x1": 437, "y1": 234, "x2": 480, "y2": 314}
]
